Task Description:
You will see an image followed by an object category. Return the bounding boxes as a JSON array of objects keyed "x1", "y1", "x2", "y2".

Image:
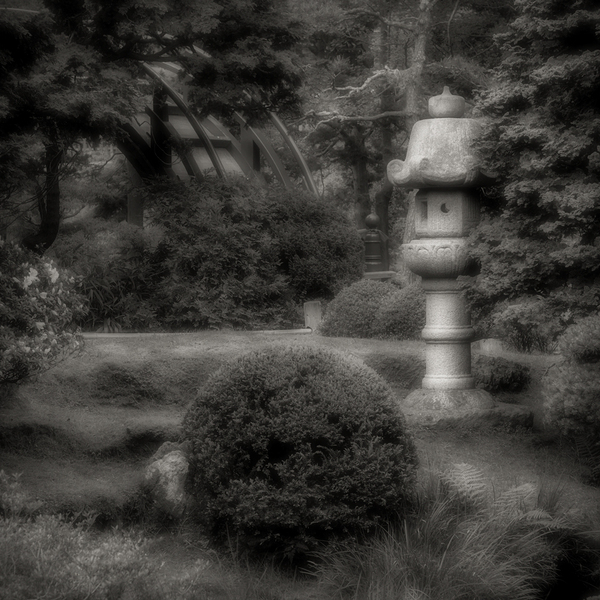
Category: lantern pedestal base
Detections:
[
  {"x1": 402, "y1": 388, "x2": 495, "y2": 412},
  {"x1": 399, "y1": 392, "x2": 533, "y2": 431}
]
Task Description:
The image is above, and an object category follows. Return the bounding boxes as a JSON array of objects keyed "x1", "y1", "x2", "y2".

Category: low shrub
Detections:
[
  {"x1": 488, "y1": 300, "x2": 564, "y2": 353},
  {"x1": 543, "y1": 361, "x2": 600, "y2": 438},
  {"x1": 319, "y1": 280, "x2": 426, "y2": 340},
  {"x1": 184, "y1": 345, "x2": 418, "y2": 562},
  {"x1": 375, "y1": 283, "x2": 426, "y2": 340},
  {"x1": 558, "y1": 314, "x2": 600, "y2": 364},
  {"x1": 473, "y1": 356, "x2": 530, "y2": 394},
  {"x1": 0, "y1": 241, "x2": 86, "y2": 385},
  {"x1": 318, "y1": 279, "x2": 398, "y2": 338},
  {"x1": 543, "y1": 315, "x2": 600, "y2": 439}
]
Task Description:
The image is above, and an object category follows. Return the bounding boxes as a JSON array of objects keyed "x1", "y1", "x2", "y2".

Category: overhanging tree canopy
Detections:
[{"x1": 0, "y1": 0, "x2": 303, "y2": 252}]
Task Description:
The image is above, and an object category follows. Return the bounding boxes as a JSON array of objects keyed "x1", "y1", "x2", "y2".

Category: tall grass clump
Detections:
[
  {"x1": 0, "y1": 471, "x2": 159, "y2": 600},
  {"x1": 183, "y1": 345, "x2": 418, "y2": 563},
  {"x1": 1, "y1": 470, "x2": 305, "y2": 600},
  {"x1": 313, "y1": 463, "x2": 600, "y2": 600}
]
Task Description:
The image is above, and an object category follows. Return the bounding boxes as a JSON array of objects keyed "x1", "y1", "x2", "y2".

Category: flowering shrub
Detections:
[{"x1": 0, "y1": 241, "x2": 87, "y2": 385}]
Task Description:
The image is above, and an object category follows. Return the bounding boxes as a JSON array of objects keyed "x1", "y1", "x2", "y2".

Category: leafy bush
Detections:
[
  {"x1": 473, "y1": 356, "x2": 530, "y2": 394},
  {"x1": 147, "y1": 179, "x2": 362, "y2": 329},
  {"x1": 558, "y1": 315, "x2": 600, "y2": 364},
  {"x1": 319, "y1": 280, "x2": 426, "y2": 340},
  {"x1": 49, "y1": 178, "x2": 362, "y2": 331},
  {"x1": 543, "y1": 314, "x2": 600, "y2": 439},
  {"x1": 0, "y1": 241, "x2": 86, "y2": 385},
  {"x1": 314, "y1": 463, "x2": 600, "y2": 600},
  {"x1": 543, "y1": 363, "x2": 600, "y2": 439},
  {"x1": 266, "y1": 188, "x2": 363, "y2": 301},
  {"x1": 488, "y1": 300, "x2": 564, "y2": 354},
  {"x1": 50, "y1": 219, "x2": 164, "y2": 331},
  {"x1": 318, "y1": 279, "x2": 398, "y2": 338},
  {"x1": 375, "y1": 283, "x2": 426, "y2": 340},
  {"x1": 146, "y1": 179, "x2": 291, "y2": 330},
  {"x1": 184, "y1": 345, "x2": 418, "y2": 561}
]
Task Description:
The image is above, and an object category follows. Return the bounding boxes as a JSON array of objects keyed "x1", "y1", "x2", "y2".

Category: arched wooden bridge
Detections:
[{"x1": 119, "y1": 58, "x2": 318, "y2": 224}]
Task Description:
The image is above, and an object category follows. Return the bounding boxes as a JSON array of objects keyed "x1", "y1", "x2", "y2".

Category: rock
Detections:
[{"x1": 144, "y1": 443, "x2": 192, "y2": 519}]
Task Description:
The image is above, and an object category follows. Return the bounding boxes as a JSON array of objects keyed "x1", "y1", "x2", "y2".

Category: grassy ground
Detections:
[{"x1": 1, "y1": 331, "x2": 599, "y2": 598}]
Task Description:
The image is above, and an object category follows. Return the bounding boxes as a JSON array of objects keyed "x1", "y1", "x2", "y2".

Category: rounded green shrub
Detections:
[
  {"x1": 319, "y1": 279, "x2": 398, "y2": 338},
  {"x1": 473, "y1": 356, "x2": 530, "y2": 394},
  {"x1": 184, "y1": 345, "x2": 418, "y2": 561},
  {"x1": 375, "y1": 283, "x2": 426, "y2": 340},
  {"x1": 558, "y1": 315, "x2": 600, "y2": 364}
]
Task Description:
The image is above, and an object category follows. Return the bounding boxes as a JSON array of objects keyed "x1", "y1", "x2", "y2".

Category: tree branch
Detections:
[
  {"x1": 343, "y1": 8, "x2": 416, "y2": 32},
  {"x1": 312, "y1": 110, "x2": 409, "y2": 130}
]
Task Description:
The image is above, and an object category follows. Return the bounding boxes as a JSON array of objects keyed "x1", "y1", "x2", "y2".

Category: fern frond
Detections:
[
  {"x1": 442, "y1": 463, "x2": 489, "y2": 507},
  {"x1": 574, "y1": 434, "x2": 600, "y2": 484},
  {"x1": 492, "y1": 483, "x2": 536, "y2": 515}
]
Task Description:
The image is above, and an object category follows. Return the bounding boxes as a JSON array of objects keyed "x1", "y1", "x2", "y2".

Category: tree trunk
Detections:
[
  {"x1": 344, "y1": 126, "x2": 371, "y2": 229},
  {"x1": 374, "y1": 17, "x2": 394, "y2": 238},
  {"x1": 23, "y1": 143, "x2": 63, "y2": 254},
  {"x1": 398, "y1": 0, "x2": 433, "y2": 283}
]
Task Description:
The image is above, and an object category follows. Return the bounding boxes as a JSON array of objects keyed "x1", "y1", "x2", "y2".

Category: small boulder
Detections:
[{"x1": 144, "y1": 443, "x2": 192, "y2": 519}]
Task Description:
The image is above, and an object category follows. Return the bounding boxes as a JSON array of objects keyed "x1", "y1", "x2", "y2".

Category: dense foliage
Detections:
[
  {"x1": 49, "y1": 179, "x2": 362, "y2": 331},
  {"x1": 184, "y1": 345, "x2": 418, "y2": 561},
  {"x1": 469, "y1": 0, "x2": 600, "y2": 335},
  {"x1": 543, "y1": 314, "x2": 600, "y2": 439},
  {"x1": 1, "y1": 1, "x2": 302, "y2": 251},
  {"x1": 0, "y1": 241, "x2": 86, "y2": 385},
  {"x1": 319, "y1": 279, "x2": 425, "y2": 340},
  {"x1": 147, "y1": 179, "x2": 362, "y2": 330},
  {"x1": 49, "y1": 220, "x2": 160, "y2": 332},
  {"x1": 473, "y1": 355, "x2": 530, "y2": 394},
  {"x1": 319, "y1": 279, "x2": 397, "y2": 338}
]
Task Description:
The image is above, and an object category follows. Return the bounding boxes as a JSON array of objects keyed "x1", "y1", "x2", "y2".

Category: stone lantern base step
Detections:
[
  {"x1": 399, "y1": 394, "x2": 534, "y2": 431},
  {"x1": 403, "y1": 388, "x2": 495, "y2": 411}
]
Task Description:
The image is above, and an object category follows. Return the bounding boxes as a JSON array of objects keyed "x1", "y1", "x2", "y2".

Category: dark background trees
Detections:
[
  {"x1": 0, "y1": 0, "x2": 303, "y2": 252},
  {"x1": 469, "y1": 0, "x2": 600, "y2": 344}
]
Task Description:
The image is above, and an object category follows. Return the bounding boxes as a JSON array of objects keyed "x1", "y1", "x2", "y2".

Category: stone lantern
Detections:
[{"x1": 388, "y1": 87, "x2": 495, "y2": 414}]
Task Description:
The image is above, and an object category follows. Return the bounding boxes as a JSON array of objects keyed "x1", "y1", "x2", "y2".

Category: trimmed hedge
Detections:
[
  {"x1": 473, "y1": 356, "x2": 530, "y2": 394},
  {"x1": 375, "y1": 283, "x2": 426, "y2": 340},
  {"x1": 184, "y1": 345, "x2": 418, "y2": 561},
  {"x1": 319, "y1": 280, "x2": 425, "y2": 340}
]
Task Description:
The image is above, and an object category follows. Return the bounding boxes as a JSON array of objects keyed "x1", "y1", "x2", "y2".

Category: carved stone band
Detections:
[{"x1": 403, "y1": 238, "x2": 472, "y2": 279}]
